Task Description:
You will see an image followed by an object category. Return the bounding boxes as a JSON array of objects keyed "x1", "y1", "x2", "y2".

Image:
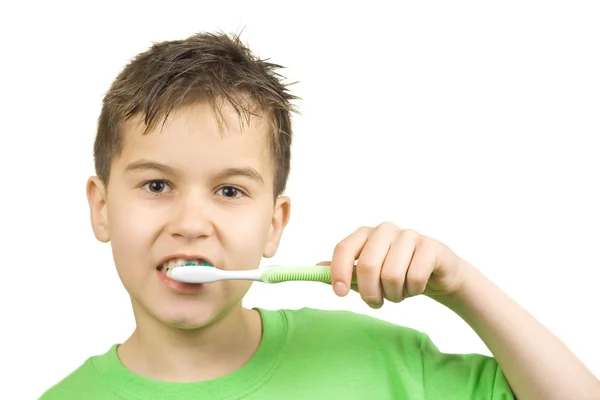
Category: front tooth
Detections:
[{"x1": 162, "y1": 258, "x2": 210, "y2": 271}]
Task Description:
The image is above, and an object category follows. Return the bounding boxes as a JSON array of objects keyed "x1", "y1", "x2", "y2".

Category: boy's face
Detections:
[{"x1": 86, "y1": 100, "x2": 290, "y2": 329}]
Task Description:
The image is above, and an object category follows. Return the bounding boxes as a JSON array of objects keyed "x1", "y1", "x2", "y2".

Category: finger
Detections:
[
  {"x1": 380, "y1": 229, "x2": 418, "y2": 303},
  {"x1": 404, "y1": 237, "x2": 436, "y2": 298},
  {"x1": 355, "y1": 223, "x2": 397, "y2": 308},
  {"x1": 315, "y1": 261, "x2": 331, "y2": 266},
  {"x1": 330, "y1": 226, "x2": 371, "y2": 297}
]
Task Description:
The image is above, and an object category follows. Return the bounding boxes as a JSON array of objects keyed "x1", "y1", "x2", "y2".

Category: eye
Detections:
[
  {"x1": 142, "y1": 180, "x2": 172, "y2": 196},
  {"x1": 217, "y1": 186, "x2": 245, "y2": 199}
]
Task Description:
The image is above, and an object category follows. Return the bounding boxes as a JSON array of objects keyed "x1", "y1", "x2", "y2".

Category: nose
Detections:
[{"x1": 167, "y1": 191, "x2": 214, "y2": 241}]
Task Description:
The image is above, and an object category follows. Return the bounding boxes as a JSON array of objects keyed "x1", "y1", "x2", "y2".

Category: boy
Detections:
[{"x1": 40, "y1": 31, "x2": 599, "y2": 399}]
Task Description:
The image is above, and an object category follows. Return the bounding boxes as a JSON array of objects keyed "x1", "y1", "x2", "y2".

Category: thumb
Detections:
[{"x1": 316, "y1": 261, "x2": 357, "y2": 292}]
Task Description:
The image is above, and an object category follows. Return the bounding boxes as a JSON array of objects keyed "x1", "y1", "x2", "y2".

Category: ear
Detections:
[
  {"x1": 263, "y1": 196, "x2": 291, "y2": 258},
  {"x1": 86, "y1": 176, "x2": 110, "y2": 243}
]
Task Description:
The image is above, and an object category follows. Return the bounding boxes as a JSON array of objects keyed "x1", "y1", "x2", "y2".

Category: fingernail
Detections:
[{"x1": 334, "y1": 282, "x2": 347, "y2": 296}]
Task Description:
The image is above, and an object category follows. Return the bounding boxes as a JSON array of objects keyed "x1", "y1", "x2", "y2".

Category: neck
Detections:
[{"x1": 117, "y1": 303, "x2": 262, "y2": 382}]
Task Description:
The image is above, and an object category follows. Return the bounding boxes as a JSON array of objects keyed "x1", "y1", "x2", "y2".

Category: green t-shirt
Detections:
[{"x1": 39, "y1": 307, "x2": 514, "y2": 399}]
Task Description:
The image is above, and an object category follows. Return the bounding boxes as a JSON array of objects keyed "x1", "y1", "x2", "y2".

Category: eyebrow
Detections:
[
  {"x1": 125, "y1": 160, "x2": 174, "y2": 174},
  {"x1": 215, "y1": 167, "x2": 264, "y2": 184},
  {"x1": 124, "y1": 160, "x2": 264, "y2": 184}
]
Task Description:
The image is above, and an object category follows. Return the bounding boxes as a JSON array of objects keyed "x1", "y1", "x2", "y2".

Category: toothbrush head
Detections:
[
  {"x1": 168, "y1": 264, "x2": 225, "y2": 283},
  {"x1": 183, "y1": 261, "x2": 213, "y2": 267},
  {"x1": 163, "y1": 260, "x2": 214, "y2": 280}
]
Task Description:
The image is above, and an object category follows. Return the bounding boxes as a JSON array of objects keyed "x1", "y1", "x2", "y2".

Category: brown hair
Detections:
[{"x1": 94, "y1": 31, "x2": 298, "y2": 197}]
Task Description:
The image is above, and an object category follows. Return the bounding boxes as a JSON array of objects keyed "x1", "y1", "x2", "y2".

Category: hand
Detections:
[{"x1": 318, "y1": 222, "x2": 468, "y2": 309}]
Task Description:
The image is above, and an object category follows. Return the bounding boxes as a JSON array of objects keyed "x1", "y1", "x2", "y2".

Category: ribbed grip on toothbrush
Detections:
[{"x1": 261, "y1": 266, "x2": 334, "y2": 283}]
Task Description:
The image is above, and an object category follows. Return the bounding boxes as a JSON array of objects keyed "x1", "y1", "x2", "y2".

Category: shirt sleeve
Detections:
[{"x1": 417, "y1": 333, "x2": 516, "y2": 399}]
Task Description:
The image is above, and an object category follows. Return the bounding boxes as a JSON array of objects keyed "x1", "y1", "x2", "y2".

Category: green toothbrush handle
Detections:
[{"x1": 260, "y1": 266, "x2": 358, "y2": 285}]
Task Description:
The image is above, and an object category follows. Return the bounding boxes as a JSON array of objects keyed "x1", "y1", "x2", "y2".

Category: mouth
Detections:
[{"x1": 157, "y1": 257, "x2": 215, "y2": 275}]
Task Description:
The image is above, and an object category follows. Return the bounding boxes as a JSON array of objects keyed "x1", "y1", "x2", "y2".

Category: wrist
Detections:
[{"x1": 430, "y1": 260, "x2": 485, "y2": 310}]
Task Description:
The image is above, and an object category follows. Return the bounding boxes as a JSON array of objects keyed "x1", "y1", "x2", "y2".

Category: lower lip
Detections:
[{"x1": 157, "y1": 269, "x2": 206, "y2": 294}]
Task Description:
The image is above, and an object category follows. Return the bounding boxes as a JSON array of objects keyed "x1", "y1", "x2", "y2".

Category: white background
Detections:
[{"x1": 1, "y1": 1, "x2": 599, "y2": 398}]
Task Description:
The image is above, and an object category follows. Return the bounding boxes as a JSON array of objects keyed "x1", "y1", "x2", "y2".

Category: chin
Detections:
[
  {"x1": 152, "y1": 295, "x2": 247, "y2": 331},
  {"x1": 129, "y1": 281, "x2": 244, "y2": 330},
  {"x1": 154, "y1": 302, "x2": 221, "y2": 330}
]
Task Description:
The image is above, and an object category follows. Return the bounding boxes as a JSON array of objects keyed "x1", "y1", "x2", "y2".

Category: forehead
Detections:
[{"x1": 116, "y1": 101, "x2": 274, "y2": 178}]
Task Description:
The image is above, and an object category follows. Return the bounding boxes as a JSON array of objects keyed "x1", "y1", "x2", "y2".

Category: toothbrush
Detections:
[{"x1": 167, "y1": 264, "x2": 357, "y2": 285}]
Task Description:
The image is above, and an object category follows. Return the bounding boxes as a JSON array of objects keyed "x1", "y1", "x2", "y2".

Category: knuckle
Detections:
[
  {"x1": 402, "y1": 228, "x2": 419, "y2": 238},
  {"x1": 412, "y1": 284, "x2": 427, "y2": 297},
  {"x1": 406, "y1": 276, "x2": 424, "y2": 293},
  {"x1": 400, "y1": 229, "x2": 422, "y2": 245},
  {"x1": 417, "y1": 237, "x2": 440, "y2": 257},
  {"x1": 356, "y1": 225, "x2": 372, "y2": 233},
  {"x1": 385, "y1": 291, "x2": 404, "y2": 303},
  {"x1": 381, "y1": 269, "x2": 404, "y2": 286},
  {"x1": 356, "y1": 261, "x2": 378, "y2": 275},
  {"x1": 381, "y1": 282, "x2": 405, "y2": 303},
  {"x1": 379, "y1": 221, "x2": 400, "y2": 234},
  {"x1": 406, "y1": 269, "x2": 428, "y2": 294},
  {"x1": 417, "y1": 234, "x2": 434, "y2": 247},
  {"x1": 333, "y1": 241, "x2": 349, "y2": 254},
  {"x1": 378, "y1": 221, "x2": 395, "y2": 229},
  {"x1": 361, "y1": 294, "x2": 381, "y2": 304}
]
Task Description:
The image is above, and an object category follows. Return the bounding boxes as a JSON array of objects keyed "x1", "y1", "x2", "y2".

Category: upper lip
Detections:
[{"x1": 157, "y1": 253, "x2": 216, "y2": 268}]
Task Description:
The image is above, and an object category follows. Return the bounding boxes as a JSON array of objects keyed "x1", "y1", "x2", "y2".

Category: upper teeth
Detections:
[{"x1": 161, "y1": 258, "x2": 212, "y2": 273}]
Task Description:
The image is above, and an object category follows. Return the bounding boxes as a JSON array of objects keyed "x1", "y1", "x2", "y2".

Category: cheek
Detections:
[
  {"x1": 107, "y1": 197, "x2": 160, "y2": 272},
  {"x1": 221, "y1": 207, "x2": 273, "y2": 268}
]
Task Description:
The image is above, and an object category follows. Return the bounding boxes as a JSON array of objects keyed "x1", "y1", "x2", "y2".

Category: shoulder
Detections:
[
  {"x1": 274, "y1": 307, "x2": 425, "y2": 349},
  {"x1": 37, "y1": 346, "x2": 116, "y2": 400},
  {"x1": 270, "y1": 308, "x2": 514, "y2": 398},
  {"x1": 260, "y1": 307, "x2": 429, "y2": 386},
  {"x1": 37, "y1": 360, "x2": 93, "y2": 399},
  {"x1": 283, "y1": 307, "x2": 421, "y2": 331}
]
